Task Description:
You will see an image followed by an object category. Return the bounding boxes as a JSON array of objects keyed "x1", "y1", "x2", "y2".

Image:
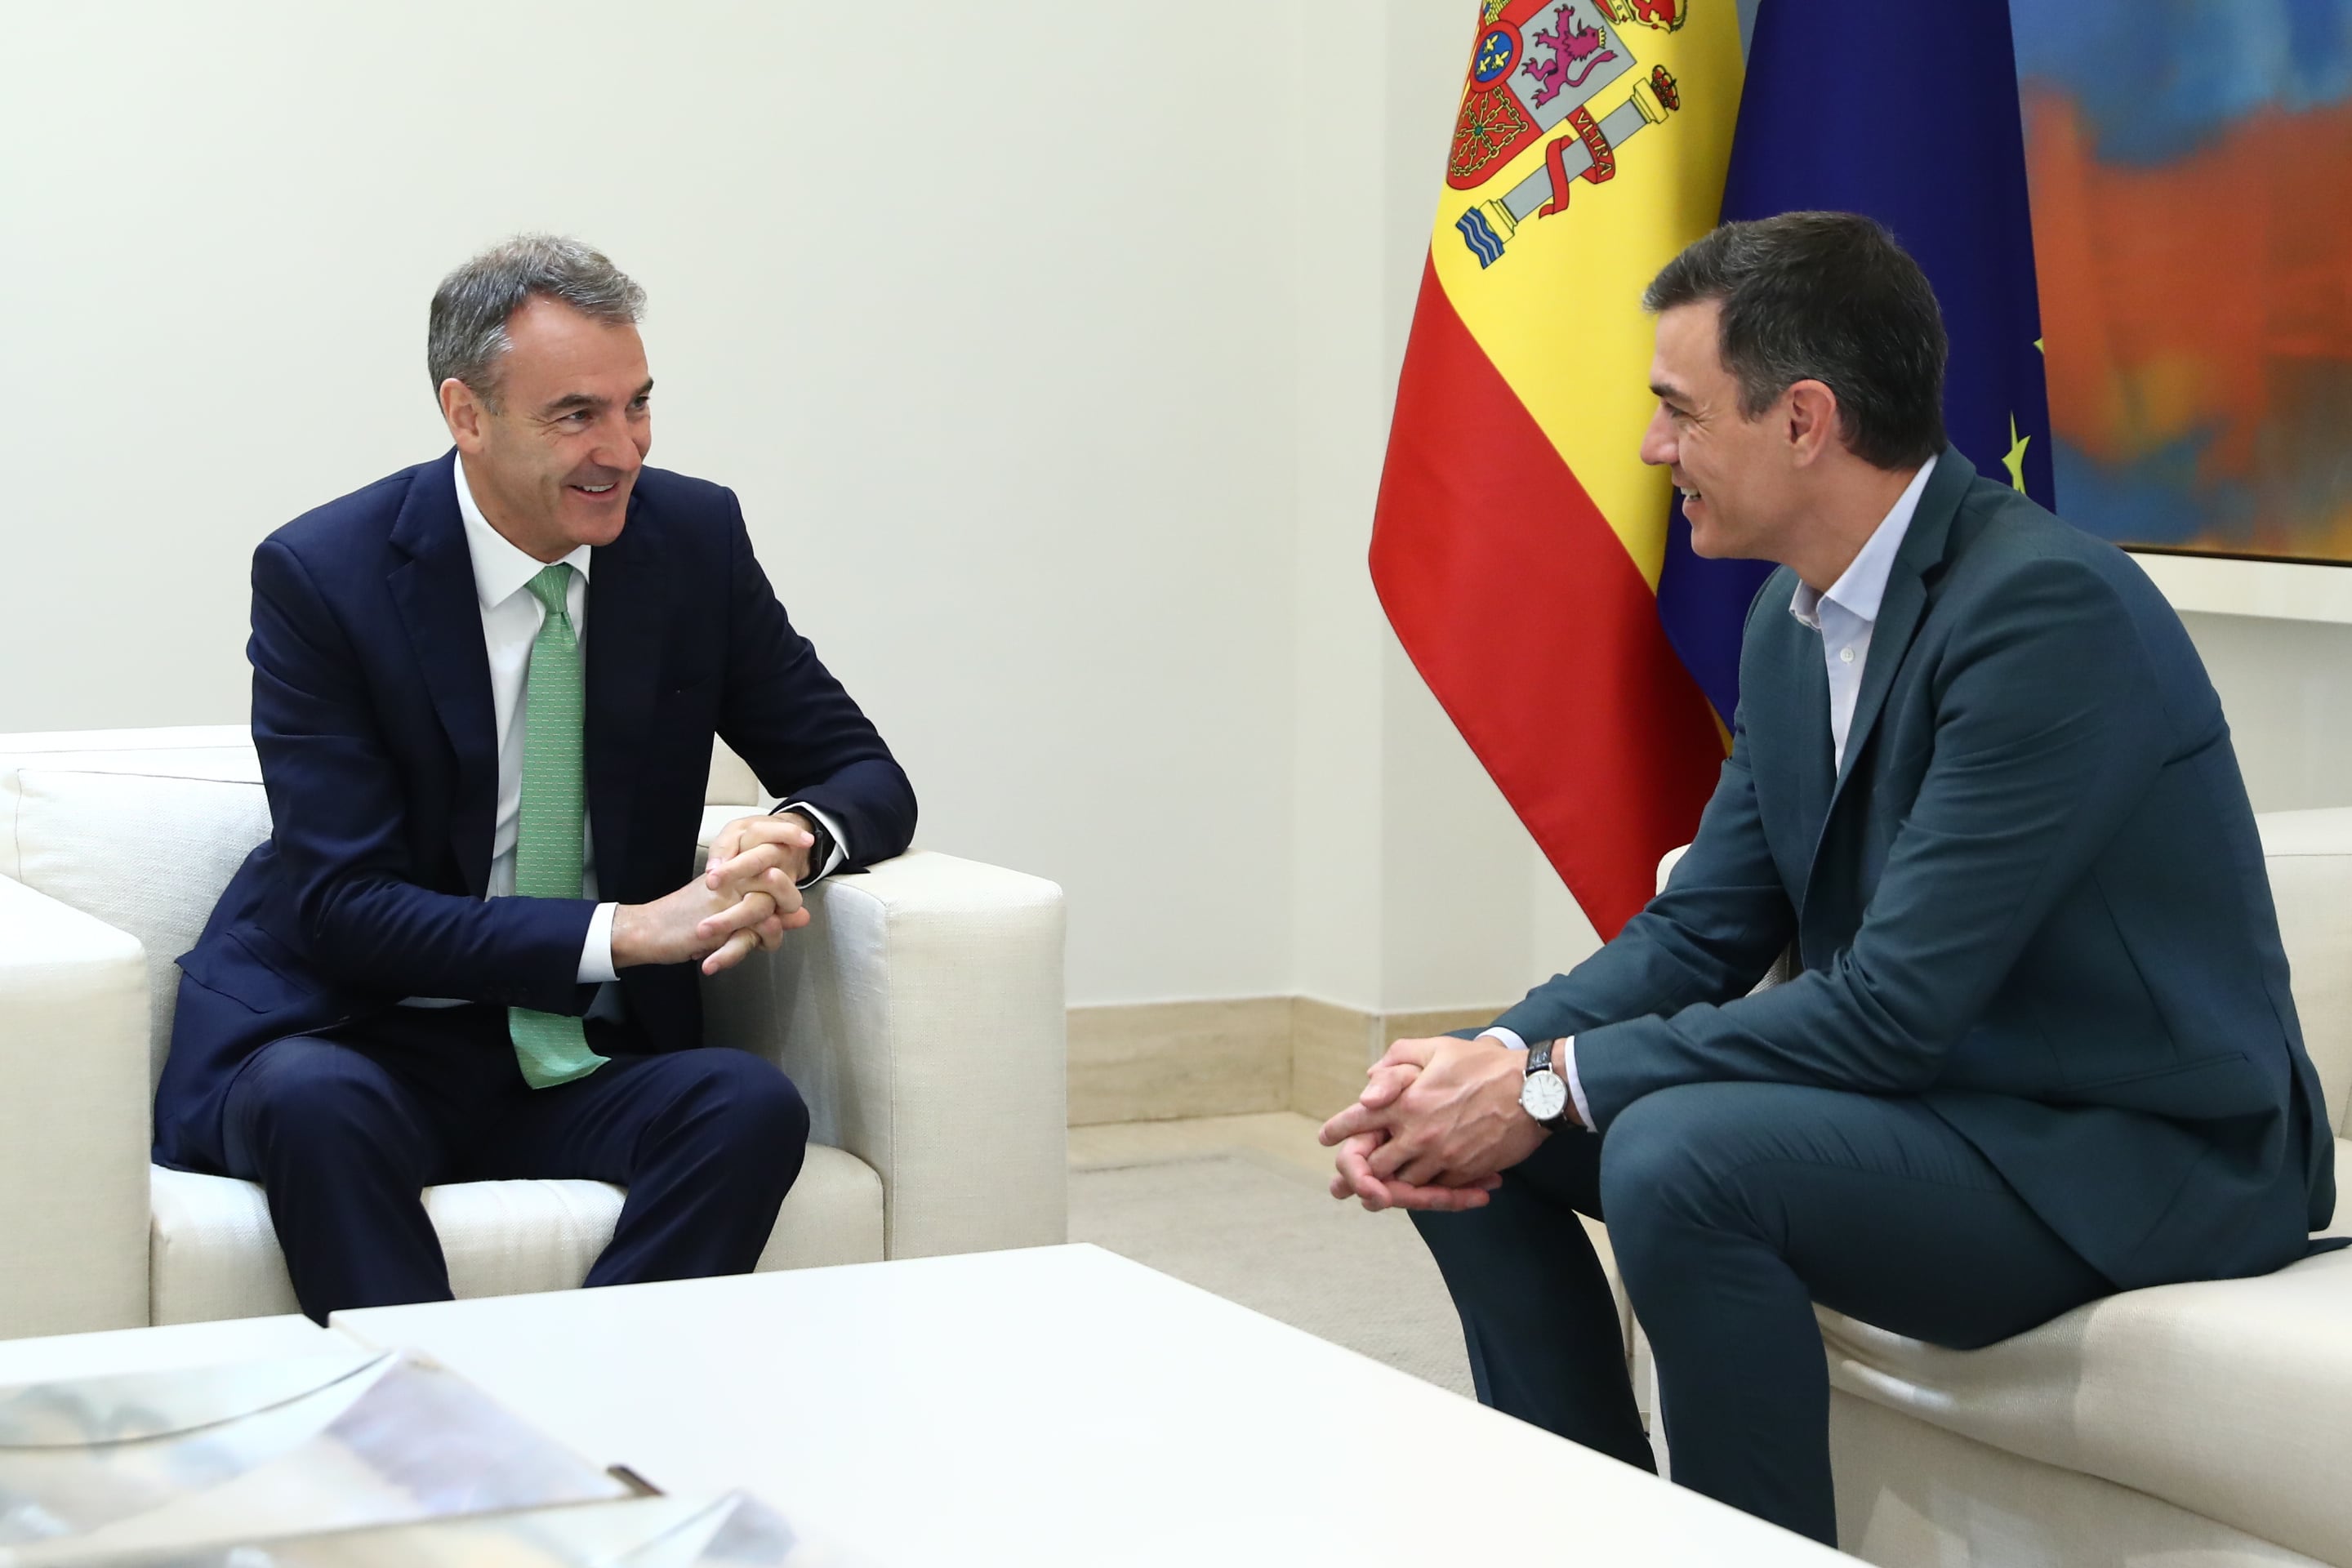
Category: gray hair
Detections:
[
  {"x1": 1644, "y1": 212, "x2": 1947, "y2": 470},
  {"x1": 427, "y1": 234, "x2": 645, "y2": 408}
]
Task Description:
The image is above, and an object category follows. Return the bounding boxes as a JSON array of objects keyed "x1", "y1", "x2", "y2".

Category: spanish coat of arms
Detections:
[{"x1": 1449, "y1": 0, "x2": 1690, "y2": 266}]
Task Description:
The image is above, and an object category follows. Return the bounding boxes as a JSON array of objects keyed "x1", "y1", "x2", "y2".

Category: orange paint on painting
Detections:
[{"x1": 2025, "y1": 89, "x2": 2352, "y2": 484}]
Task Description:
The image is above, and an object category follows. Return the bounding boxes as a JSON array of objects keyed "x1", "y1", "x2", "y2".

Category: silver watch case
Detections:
[{"x1": 1519, "y1": 1062, "x2": 1569, "y2": 1125}]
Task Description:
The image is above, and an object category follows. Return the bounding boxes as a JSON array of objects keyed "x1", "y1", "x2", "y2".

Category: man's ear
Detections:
[
  {"x1": 439, "y1": 377, "x2": 488, "y2": 452},
  {"x1": 1782, "y1": 380, "x2": 1840, "y2": 467}
]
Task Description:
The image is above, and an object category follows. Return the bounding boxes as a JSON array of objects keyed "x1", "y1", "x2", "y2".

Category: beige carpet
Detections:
[{"x1": 1068, "y1": 1152, "x2": 1476, "y2": 1398}]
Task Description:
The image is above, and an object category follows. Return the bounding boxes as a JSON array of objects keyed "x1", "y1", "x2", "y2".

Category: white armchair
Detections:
[
  {"x1": 0, "y1": 726, "x2": 1068, "y2": 1339},
  {"x1": 1651, "y1": 815, "x2": 2352, "y2": 1567},
  {"x1": 1822, "y1": 806, "x2": 2352, "y2": 1568}
]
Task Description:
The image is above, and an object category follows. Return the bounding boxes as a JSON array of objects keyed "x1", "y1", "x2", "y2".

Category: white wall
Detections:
[
  {"x1": 1285, "y1": 0, "x2": 1578, "y2": 1016},
  {"x1": 0, "y1": 1, "x2": 1309, "y2": 1007},
  {"x1": 4, "y1": 2, "x2": 2342, "y2": 1016}
]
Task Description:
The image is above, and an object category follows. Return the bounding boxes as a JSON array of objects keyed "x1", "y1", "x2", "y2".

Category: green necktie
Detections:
[{"x1": 508, "y1": 563, "x2": 608, "y2": 1089}]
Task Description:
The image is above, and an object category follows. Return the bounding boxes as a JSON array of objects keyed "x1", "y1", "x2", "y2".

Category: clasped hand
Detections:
[
  {"x1": 1317, "y1": 1035, "x2": 1551, "y2": 1213},
  {"x1": 612, "y1": 813, "x2": 819, "y2": 976}
]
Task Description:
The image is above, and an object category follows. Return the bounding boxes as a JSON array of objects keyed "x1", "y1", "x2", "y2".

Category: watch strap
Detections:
[{"x1": 777, "y1": 805, "x2": 835, "y2": 888}]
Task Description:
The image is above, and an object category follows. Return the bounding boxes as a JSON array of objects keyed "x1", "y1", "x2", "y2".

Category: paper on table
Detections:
[
  {"x1": 0, "y1": 1350, "x2": 385, "y2": 1450},
  {"x1": 12, "y1": 1491, "x2": 862, "y2": 1567},
  {"x1": 0, "y1": 1352, "x2": 630, "y2": 1565}
]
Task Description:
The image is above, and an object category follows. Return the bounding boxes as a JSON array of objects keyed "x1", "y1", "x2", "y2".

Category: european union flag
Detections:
[{"x1": 1656, "y1": 0, "x2": 2056, "y2": 727}]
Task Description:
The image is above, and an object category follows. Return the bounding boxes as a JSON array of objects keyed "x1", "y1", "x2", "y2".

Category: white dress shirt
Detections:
[
  {"x1": 403, "y1": 454, "x2": 845, "y2": 1008},
  {"x1": 456, "y1": 453, "x2": 617, "y2": 981},
  {"x1": 1485, "y1": 457, "x2": 1940, "y2": 1129}
]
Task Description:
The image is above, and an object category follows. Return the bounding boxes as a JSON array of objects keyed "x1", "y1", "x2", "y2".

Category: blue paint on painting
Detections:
[
  {"x1": 2052, "y1": 436, "x2": 2257, "y2": 550},
  {"x1": 2008, "y1": 0, "x2": 2352, "y2": 165}
]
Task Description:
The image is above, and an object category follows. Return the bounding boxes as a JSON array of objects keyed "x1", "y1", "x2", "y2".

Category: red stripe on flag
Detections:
[{"x1": 1371, "y1": 256, "x2": 1725, "y2": 939}]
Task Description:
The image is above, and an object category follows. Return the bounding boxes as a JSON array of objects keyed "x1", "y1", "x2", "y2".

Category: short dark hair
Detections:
[{"x1": 1644, "y1": 212, "x2": 1948, "y2": 470}]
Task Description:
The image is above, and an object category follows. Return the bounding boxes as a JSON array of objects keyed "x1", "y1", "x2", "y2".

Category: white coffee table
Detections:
[
  {"x1": 331, "y1": 1244, "x2": 1839, "y2": 1566},
  {"x1": 0, "y1": 1312, "x2": 332, "y2": 1384}
]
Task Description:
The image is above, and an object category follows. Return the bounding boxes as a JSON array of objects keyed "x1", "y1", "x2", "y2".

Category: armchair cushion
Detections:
[
  {"x1": 149, "y1": 1143, "x2": 883, "y2": 1325},
  {"x1": 1823, "y1": 1169, "x2": 2352, "y2": 1568}
]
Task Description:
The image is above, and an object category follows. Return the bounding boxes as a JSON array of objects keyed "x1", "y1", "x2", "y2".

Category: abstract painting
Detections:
[{"x1": 2012, "y1": 0, "x2": 2352, "y2": 563}]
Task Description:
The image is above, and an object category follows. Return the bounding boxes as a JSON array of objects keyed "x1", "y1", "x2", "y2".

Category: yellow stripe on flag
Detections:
[{"x1": 1429, "y1": 6, "x2": 1742, "y2": 589}]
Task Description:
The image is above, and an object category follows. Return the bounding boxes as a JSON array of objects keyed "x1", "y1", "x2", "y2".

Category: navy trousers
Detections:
[
  {"x1": 218, "y1": 1003, "x2": 808, "y2": 1322},
  {"x1": 1410, "y1": 1082, "x2": 2113, "y2": 1546}
]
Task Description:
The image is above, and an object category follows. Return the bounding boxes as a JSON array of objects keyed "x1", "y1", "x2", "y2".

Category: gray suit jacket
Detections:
[{"x1": 1498, "y1": 450, "x2": 2336, "y2": 1289}]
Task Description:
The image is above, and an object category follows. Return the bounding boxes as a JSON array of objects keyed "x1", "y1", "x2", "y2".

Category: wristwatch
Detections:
[
  {"x1": 1519, "y1": 1039, "x2": 1570, "y2": 1129},
  {"x1": 777, "y1": 805, "x2": 835, "y2": 888}
]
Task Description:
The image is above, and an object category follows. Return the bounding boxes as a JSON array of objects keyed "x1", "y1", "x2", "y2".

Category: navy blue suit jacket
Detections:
[
  {"x1": 1496, "y1": 452, "x2": 2336, "y2": 1290},
  {"x1": 156, "y1": 455, "x2": 916, "y2": 1169}
]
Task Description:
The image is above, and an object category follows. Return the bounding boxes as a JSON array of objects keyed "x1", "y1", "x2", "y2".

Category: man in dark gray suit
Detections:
[{"x1": 1322, "y1": 212, "x2": 2336, "y2": 1546}]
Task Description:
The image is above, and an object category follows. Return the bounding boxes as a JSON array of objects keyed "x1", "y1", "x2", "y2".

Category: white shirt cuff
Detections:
[
  {"x1": 1478, "y1": 1027, "x2": 1593, "y2": 1132},
  {"x1": 577, "y1": 902, "x2": 619, "y2": 984},
  {"x1": 776, "y1": 801, "x2": 849, "y2": 883},
  {"x1": 1559, "y1": 1036, "x2": 1593, "y2": 1131}
]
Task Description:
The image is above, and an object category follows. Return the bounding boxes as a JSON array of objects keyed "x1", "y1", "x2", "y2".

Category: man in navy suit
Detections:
[
  {"x1": 1321, "y1": 214, "x2": 2336, "y2": 1544},
  {"x1": 158, "y1": 235, "x2": 916, "y2": 1322}
]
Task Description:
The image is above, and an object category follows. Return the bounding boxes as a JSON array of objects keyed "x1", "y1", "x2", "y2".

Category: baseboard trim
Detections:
[{"x1": 1068, "y1": 997, "x2": 1510, "y2": 1125}]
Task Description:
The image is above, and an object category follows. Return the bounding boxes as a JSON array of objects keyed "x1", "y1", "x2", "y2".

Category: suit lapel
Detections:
[
  {"x1": 1752, "y1": 586, "x2": 1838, "y2": 950},
  {"x1": 1793, "y1": 448, "x2": 1976, "y2": 950},
  {"x1": 585, "y1": 490, "x2": 667, "y2": 901},
  {"x1": 388, "y1": 453, "x2": 499, "y2": 895},
  {"x1": 1787, "y1": 623, "x2": 1836, "y2": 850},
  {"x1": 1825, "y1": 447, "x2": 1975, "y2": 809}
]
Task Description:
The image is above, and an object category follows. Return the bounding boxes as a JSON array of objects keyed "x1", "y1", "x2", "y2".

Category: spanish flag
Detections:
[{"x1": 1370, "y1": 0, "x2": 1744, "y2": 939}]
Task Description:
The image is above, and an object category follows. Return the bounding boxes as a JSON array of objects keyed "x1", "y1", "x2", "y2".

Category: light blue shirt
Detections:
[
  {"x1": 1788, "y1": 457, "x2": 1937, "y2": 773},
  {"x1": 1489, "y1": 457, "x2": 1940, "y2": 1129}
]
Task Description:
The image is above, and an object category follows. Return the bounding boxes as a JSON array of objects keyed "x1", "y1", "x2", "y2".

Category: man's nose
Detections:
[
  {"x1": 591, "y1": 412, "x2": 645, "y2": 470},
  {"x1": 1639, "y1": 406, "x2": 1675, "y2": 467}
]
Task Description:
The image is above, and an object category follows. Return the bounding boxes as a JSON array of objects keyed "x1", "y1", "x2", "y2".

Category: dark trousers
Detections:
[
  {"x1": 220, "y1": 1004, "x2": 808, "y2": 1322},
  {"x1": 1410, "y1": 1082, "x2": 2112, "y2": 1546}
]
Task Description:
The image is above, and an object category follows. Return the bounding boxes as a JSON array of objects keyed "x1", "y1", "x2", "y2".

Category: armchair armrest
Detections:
[
  {"x1": 0, "y1": 875, "x2": 152, "y2": 1338},
  {"x1": 702, "y1": 849, "x2": 1067, "y2": 1258}
]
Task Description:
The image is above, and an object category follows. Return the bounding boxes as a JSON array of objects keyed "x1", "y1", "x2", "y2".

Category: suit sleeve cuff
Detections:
[
  {"x1": 577, "y1": 902, "x2": 619, "y2": 984},
  {"x1": 1480, "y1": 1027, "x2": 1593, "y2": 1134},
  {"x1": 776, "y1": 801, "x2": 849, "y2": 883}
]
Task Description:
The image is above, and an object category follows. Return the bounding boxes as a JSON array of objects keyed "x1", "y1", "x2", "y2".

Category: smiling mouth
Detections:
[
  {"x1": 571, "y1": 481, "x2": 618, "y2": 497},
  {"x1": 1677, "y1": 485, "x2": 1703, "y2": 506}
]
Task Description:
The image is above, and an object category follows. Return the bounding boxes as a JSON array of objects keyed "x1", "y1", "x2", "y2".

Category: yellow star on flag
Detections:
[{"x1": 2002, "y1": 413, "x2": 2030, "y2": 493}]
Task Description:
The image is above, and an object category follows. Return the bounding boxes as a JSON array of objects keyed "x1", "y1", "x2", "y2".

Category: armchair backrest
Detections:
[
  {"x1": 0, "y1": 727, "x2": 760, "y2": 1089},
  {"x1": 2256, "y1": 808, "x2": 2352, "y2": 1138}
]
